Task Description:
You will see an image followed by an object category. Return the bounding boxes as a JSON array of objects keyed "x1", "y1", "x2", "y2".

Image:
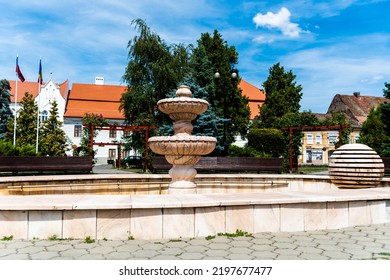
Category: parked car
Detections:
[{"x1": 121, "y1": 156, "x2": 143, "y2": 168}]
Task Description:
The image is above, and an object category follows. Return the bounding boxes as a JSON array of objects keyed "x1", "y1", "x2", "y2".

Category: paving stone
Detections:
[
  {"x1": 271, "y1": 237, "x2": 293, "y2": 243},
  {"x1": 299, "y1": 253, "x2": 330, "y2": 260},
  {"x1": 317, "y1": 244, "x2": 343, "y2": 251},
  {"x1": 97, "y1": 240, "x2": 126, "y2": 247},
  {"x1": 29, "y1": 251, "x2": 61, "y2": 260},
  {"x1": 131, "y1": 249, "x2": 160, "y2": 258},
  {"x1": 276, "y1": 254, "x2": 303, "y2": 260},
  {"x1": 77, "y1": 254, "x2": 106, "y2": 260},
  {"x1": 207, "y1": 243, "x2": 231, "y2": 250},
  {"x1": 177, "y1": 252, "x2": 205, "y2": 260},
  {"x1": 337, "y1": 242, "x2": 364, "y2": 249},
  {"x1": 0, "y1": 248, "x2": 17, "y2": 257},
  {"x1": 251, "y1": 244, "x2": 277, "y2": 251},
  {"x1": 45, "y1": 244, "x2": 75, "y2": 251},
  {"x1": 60, "y1": 248, "x2": 89, "y2": 257},
  {"x1": 250, "y1": 251, "x2": 278, "y2": 259},
  {"x1": 274, "y1": 248, "x2": 301, "y2": 256},
  {"x1": 228, "y1": 247, "x2": 253, "y2": 255},
  {"x1": 115, "y1": 244, "x2": 142, "y2": 252},
  {"x1": 204, "y1": 249, "x2": 229, "y2": 257},
  {"x1": 3, "y1": 241, "x2": 34, "y2": 249},
  {"x1": 356, "y1": 241, "x2": 384, "y2": 248},
  {"x1": 182, "y1": 245, "x2": 209, "y2": 253},
  {"x1": 187, "y1": 239, "x2": 211, "y2": 246},
  {"x1": 293, "y1": 240, "x2": 317, "y2": 247},
  {"x1": 250, "y1": 238, "x2": 274, "y2": 245},
  {"x1": 151, "y1": 255, "x2": 181, "y2": 260},
  {"x1": 164, "y1": 241, "x2": 189, "y2": 248},
  {"x1": 229, "y1": 240, "x2": 253, "y2": 247},
  {"x1": 104, "y1": 251, "x2": 134, "y2": 260},
  {"x1": 294, "y1": 246, "x2": 323, "y2": 254},
  {"x1": 88, "y1": 246, "x2": 116, "y2": 255},
  {"x1": 158, "y1": 247, "x2": 184, "y2": 256},
  {"x1": 271, "y1": 242, "x2": 296, "y2": 249},
  {"x1": 0, "y1": 253, "x2": 30, "y2": 260},
  {"x1": 139, "y1": 243, "x2": 165, "y2": 251},
  {"x1": 341, "y1": 249, "x2": 375, "y2": 260},
  {"x1": 321, "y1": 251, "x2": 352, "y2": 259},
  {"x1": 18, "y1": 246, "x2": 46, "y2": 254},
  {"x1": 225, "y1": 253, "x2": 254, "y2": 260},
  {"x1": 291, "y1": 235, "x2": 315, "y2": 242}
]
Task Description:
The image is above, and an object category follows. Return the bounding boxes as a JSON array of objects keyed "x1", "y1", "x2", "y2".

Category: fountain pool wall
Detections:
[{"x1": 0, "y1": 174, "x2": 389, "y2": 240}]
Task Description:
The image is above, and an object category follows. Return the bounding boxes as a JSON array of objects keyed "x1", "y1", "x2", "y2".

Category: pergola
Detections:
[
  {"x1": 85, "y1": 124, "x2": 156, "y2": 170},
  {"x1": 282, "y1": 125, "x2": 350, "y2": 172}
]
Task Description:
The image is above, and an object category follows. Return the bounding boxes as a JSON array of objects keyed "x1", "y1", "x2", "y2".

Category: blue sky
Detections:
[{"x1": 1, "y1": 0, "x2": 389, "y2": 113}]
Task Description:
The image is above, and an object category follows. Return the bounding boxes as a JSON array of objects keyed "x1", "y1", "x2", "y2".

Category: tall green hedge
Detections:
[{"x1": 247, "y1": 128, "x2": 284, "y2": 157}]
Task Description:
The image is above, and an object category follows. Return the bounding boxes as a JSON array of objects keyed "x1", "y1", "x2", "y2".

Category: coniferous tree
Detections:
[
  {"x1": 193, "y1": 31, "x2": 250, "y2": 154},
  {"x1": 39, "y1": 100, "x2": 68, "y2": 156},
  {"x1": 5, "y1": 92, "x2": 38, "y2": 148},
  {"x1": 0, "y1": 79, "x2": 13, "y2": 139}
]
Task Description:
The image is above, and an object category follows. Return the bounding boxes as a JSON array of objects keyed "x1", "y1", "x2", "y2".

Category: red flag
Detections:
[{"x1": 16, "y1": 56, "x2": 25, "y2": 82}]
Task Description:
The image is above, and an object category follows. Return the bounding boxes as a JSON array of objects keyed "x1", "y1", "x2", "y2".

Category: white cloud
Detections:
[{"x1": 253, "y1": 7, "x2": 302, "y2": 38}]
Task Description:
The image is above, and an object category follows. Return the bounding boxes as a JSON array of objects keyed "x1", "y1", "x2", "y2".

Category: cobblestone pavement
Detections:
[{"x1": 0, "y1": 223, "x2": 389, "y2": 260}]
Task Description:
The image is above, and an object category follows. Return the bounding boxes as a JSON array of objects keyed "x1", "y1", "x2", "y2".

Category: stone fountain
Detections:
[{"x1": 148, "y1": 85, "x2": 216, "y2": 194}]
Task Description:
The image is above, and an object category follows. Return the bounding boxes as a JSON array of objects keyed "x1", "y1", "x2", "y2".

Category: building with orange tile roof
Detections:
[
  {"x1": 63, "y1": 77, "x2": 265, "y2": 162},
  {"x1": 239, "y1": 79, "x2": 265, "y2": 120}
]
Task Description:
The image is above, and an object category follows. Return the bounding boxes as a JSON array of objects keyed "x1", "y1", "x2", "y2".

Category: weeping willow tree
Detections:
[{"x1": 120, "y1": 19, "x2": 189, "y2": 155}]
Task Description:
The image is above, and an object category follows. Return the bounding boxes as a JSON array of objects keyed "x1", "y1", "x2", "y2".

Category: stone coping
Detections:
[
  {"x1": 0, "y1": 173, "x2": 332, "y2": 183},
  {"x1": 1, "y1": 187, "x2": 389, "y2": 211}
]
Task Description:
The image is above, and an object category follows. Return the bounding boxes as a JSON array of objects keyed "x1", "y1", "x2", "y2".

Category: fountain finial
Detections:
[{"x1": 175, "y1": 85, "x2": 192, "y2": 97}]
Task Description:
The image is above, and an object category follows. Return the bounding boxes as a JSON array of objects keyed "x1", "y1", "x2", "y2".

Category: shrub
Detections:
[{"x1": 247, "y1": 128, "x2": 284, "y2": 157}]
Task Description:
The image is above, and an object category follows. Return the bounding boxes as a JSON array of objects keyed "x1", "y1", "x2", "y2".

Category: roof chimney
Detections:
[
  {"x1": 353, "y1": 92, "x2": 360, "y2": 97},
  {"x1": 95, "y1": 76, "x2": 104, "y2": 85}
]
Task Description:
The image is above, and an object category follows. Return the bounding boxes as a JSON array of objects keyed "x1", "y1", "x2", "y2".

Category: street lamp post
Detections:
[{"x1": 214, "y1": 69, "x2": 237, "y2": 156}]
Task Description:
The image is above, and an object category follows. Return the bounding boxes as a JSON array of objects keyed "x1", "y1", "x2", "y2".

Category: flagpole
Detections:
[
  {"x1": 13, "y1": 56, "x2": 18, "y2": 146},
  {"x1": 36, "y1": 58, "x2": 42, "y2": 154}
]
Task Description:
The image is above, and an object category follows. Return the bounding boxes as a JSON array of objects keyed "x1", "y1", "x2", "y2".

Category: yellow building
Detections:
[{"x1": 299, "y1": 92, "x2": 386, "y2": 165}]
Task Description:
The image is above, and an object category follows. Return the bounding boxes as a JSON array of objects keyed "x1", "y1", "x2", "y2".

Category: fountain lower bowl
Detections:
[{"x1": 149, "y1": 135, "x2": 216, "y2": 157}]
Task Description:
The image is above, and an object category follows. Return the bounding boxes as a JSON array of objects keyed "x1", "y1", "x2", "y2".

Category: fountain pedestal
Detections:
[{"x1": 148, "y1": 85, "x2": 216, "y2": 194}]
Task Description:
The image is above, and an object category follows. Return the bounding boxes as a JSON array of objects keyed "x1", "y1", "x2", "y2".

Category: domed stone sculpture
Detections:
[
  {"x1": 149, "y1": 85, "x2": 216, "y2": 194},
  {"x1": 329, "y1": 143, "x2": 384, "y2": 188}
]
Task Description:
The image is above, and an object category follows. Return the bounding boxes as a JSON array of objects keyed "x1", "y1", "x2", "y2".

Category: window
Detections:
[
  {"x1": 316, "y1": 134, "x2": 322, "y2": 144},
  {"x1": 108, "y1": 149, "x2": 116, "y2": 160},
  {"x1": 328, "y1": 132, "x2": 338, "y2": 145},
  {"x1": 109, "y1": 128, "x2": 117, "y2": 138},
  {"x1": 74, "y1": 125, "x2": 82, "y2": 137},
  {"x1": 354, "y1": 134, "x2": 360, "y2": 143},
  {"x1": 307, "y1": 134, "x2": 313, "y2": 144},
  {"x1": 41, "y1": 110, "x2": 48, "y2": 122}
]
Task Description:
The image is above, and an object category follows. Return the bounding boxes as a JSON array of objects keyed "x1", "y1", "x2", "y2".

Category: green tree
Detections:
[
  {"x1": 5, "y1": 92, "x2": 38, "y2": 148},
  {"x1": 0, "y1": 79, "x2": 13, "y2": 139},
  {"x1": 359, "y1": 104, "x2": 390, "y2": 156},
  {"x1": 39, "y1": 100, "x2": 68, "y2": 156},
  {"x1": 383, "y1": 82, "x2": 390, "y2": 99},
  {"x1": 321, "y1": 111, "x2": 351, "y2": 148},
  {"x1": 120, "y1": 19, "x2": 189, "y2": 153},
  {"x1": 194, "y1": 30, "x2": 250, "y2": 154},
  {"x1": 79, "y1": 113, "x2": 108, "y2": 157},
  {"x1": 258, "y1": 63, "x2": 303, "y2": 128}
]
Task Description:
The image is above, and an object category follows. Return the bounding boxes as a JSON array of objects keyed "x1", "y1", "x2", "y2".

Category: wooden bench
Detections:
[
  {"x1": 0, "y1": 156, "x2": 93, "y2": 175},
  {"x1": 151, "y1": 156, "x2": 283, "y2": 174},
  {"x1": 383, "y1": 157, "x2": 390, "y2": 174}
]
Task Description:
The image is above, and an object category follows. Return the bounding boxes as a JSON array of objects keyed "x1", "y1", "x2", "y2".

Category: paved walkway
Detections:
[{"x1": 0, "y1": 223, "x2": 389, "y2": 260}]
